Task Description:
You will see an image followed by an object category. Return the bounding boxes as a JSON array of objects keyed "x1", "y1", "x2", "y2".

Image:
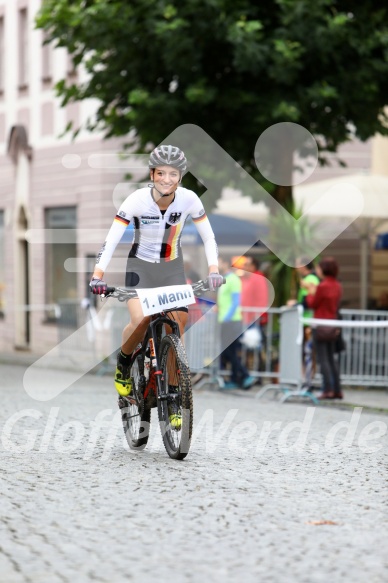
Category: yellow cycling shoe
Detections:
[
  {"x1": 169, "y1": 413, "x2": 182, "y2": 430},
  {"x1": 167, "y1": 387, "x2": 181, "y2": 430},
  {"x1": 114, "y1": 365, "x2": 133, "y2": 397}
]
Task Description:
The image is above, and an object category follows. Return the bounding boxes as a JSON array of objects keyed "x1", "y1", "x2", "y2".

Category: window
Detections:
[
  {"x1": 0, "y1": 210, "x2": 4, "y2": 318},
  {"x1": 0, "y1": 17, "x2": 4, "y2": 94},
  {"x1": 66, "y1": 51, "x2": 77, "y2": 77},
  {"x1": 18, "y1": 8, "x2": 28, "y2": 89},
  {"x1": 45, "y1": 207, "x2": 77, "y2": 319},
  {"x1": 41, "y1": 30, "x2": 52, "y2": 83}
]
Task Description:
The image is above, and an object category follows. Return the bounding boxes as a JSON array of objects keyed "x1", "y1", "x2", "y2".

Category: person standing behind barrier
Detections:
[
  {"x1": 240, "y1": 255, "x2": 269, "y2": 376},
  {"x1": 217, "y1": 256, "x2": 256, "y2": 390},
  {"x1": 304, "y1": 257, "x2": 343, "y2": 400},
  {"x1": 288, "y1": 257, "x2": 320, "y2": 383},
  {"x1": 376, "y1": 291, "x2": 388, "y2": 311},
  {"x1": 295, "y1": 258, "x2": 320, "y2": 313},
  {"x1": 241, "y1": 255, "x2": 269, "y2": 329}
]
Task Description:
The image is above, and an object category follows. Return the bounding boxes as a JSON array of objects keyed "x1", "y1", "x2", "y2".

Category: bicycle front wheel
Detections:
[
  {"x1": 119, "y1": 354, "x2": 150, "y2": 450},
  {"x1": 157, "y1": 334, "x2": 193, "y2": 460}
]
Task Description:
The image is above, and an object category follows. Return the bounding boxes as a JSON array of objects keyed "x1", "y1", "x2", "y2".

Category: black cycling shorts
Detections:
[{"x1": 125, "y1": 256, "x2": 188, "y2": 312}]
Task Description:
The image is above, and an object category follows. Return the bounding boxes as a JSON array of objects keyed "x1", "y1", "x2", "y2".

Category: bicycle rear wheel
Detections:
[
  {"x1": 157, "y1": 334, "x2": 193, "y2": 460},
  {"x1": 119, "y1": 354, "x2": 150, "y2": 450}
]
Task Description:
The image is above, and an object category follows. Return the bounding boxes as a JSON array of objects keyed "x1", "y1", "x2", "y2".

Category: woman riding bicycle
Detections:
[{"x1": 89, "y1": 145, "x2": 223, "y2": 396}]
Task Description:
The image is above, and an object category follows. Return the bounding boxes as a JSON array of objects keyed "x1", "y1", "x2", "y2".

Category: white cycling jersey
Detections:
[{"x1": 96, "y1": 186, "x2": 218, "y2": 271}]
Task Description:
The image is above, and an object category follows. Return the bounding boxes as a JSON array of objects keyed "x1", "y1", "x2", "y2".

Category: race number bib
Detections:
[{"x1": 137, "y1": 285, "x2": 196, "y2": 316}]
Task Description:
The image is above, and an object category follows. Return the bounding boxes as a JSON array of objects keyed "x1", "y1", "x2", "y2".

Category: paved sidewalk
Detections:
[
  {"x1": 1, "y1": 351, "x2": 387, "y2": 413},
  {"x1": 251, "y1": 384, "x2": 388, "y2": 413},
  {"x1": 325, "y1": 387, "x2": 388, "y2": 411},
  {"x1": 193, "y1": 378, "x2": 388, "y2": 413},
  {"x1": 191, "y1": 372, "x2": 388, "y2": 413},
  {"x1": 1, "y1": 362, "x2": 387, "y2": 583}
]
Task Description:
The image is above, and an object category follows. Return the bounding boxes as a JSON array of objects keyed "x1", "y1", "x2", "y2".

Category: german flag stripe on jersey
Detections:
[
  {"x1": 164, "y1": 222, "x2": 183, "y2": 261},
  {"x1": 192, "y1": 213, "x2": 207, "y2": 224},
  {"x1": 114, "y1": 214, "x2": 130, "y2": 226}
]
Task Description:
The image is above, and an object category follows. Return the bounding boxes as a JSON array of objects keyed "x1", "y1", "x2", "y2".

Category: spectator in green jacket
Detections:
[
  {"x1": 217, "y1": 256, "x2": 256, "y2": 390},
  {"x1": 288, "y1": 257, "x2": 320, "y2": 384}
]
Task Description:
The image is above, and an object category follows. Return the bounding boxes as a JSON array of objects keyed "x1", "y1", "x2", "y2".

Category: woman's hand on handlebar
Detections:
[
  {"x1": 89, "y1": 277, "x2": 108, "y2": 295},
  {"x1": 207, "y1": 273, "x2": 225, "y2": 291}
]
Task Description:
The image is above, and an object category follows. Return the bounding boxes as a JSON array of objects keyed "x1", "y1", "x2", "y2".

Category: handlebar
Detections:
[{"x1": 102, "y1": 278, "x2": 225, "y2": 301}]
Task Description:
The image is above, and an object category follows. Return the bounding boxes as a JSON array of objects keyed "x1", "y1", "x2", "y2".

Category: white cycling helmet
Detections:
[{"x1": 148, "y1": 145, "x2": 187, "y2": 173}]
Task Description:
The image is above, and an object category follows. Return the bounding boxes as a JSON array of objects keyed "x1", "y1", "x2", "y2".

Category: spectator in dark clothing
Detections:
[
  {"x1": 184, "y1": 260, "x2": 200, "y2": 285},
  {"x1": 304, "y1": 257, "x2": 343, "y2": 400}
]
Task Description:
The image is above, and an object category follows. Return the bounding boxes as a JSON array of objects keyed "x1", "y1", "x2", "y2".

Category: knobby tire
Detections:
[
  {"x1": 157, "y1": 334, "x2": 193, "y2": 460},
  {"x1": 120, "y1": 354, "x2": 150, "y2": 450}
]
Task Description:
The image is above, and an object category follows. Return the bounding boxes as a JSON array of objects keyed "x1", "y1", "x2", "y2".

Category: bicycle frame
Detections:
[
  {"x1": 132, "y1": 311, "x2": 181, "y2": 405},
  {"x1": 103, "y1": 278, "x2": 224, "y2": 458},
  {"x1": 104, "y1": 279, "x2": 217, "y2": 407}
]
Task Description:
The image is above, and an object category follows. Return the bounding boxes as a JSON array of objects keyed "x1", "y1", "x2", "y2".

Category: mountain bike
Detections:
[{"x1": 104, "y1": 279, "x2": 216, "y2": 460}]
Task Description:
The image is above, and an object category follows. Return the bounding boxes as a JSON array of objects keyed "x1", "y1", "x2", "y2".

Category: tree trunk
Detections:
[
  {"x1": 271, "y1": 133, "x2": 294, "y2": 209},
  {"x1": 273, "y1": 184, "x2": 293, "y2": 209}
]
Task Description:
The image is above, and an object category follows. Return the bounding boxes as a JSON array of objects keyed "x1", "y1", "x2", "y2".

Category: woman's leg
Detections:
[
  {"x1": 122, "y1": 298, "x2": 151, "y2": 355},
  {"x1": 114, "y1": 299, "x2": 150, "y2": 396},
  {"x1": 221, "y1": 339, "x2": 244, "y2": 384},
  {"x1": 165, "y1": 309, "x2": 189, "y2": 340},
  {"x1": 164, "y1": 310, "x2": 188, "y2": 387},
  {"x1": 315, "y1": 340, "x2": 334, "y2": 394},
  {"x1": 220, "y1": 322, "x2": 247, "y2": 385},
  {"x1": 228, "y1": 338, "x2": 249, "y2": 385},
  {"x1": 327, "y1": 341, "x2": 342, "y2": 397}
]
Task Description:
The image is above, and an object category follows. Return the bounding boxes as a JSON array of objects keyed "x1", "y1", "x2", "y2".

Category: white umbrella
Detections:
[
  {"x1": 294, "y1": 172, "x2": 388, "y2": 309},
  {"x1": 214, "y1": 194, "x2": 269, "y2": 222}
]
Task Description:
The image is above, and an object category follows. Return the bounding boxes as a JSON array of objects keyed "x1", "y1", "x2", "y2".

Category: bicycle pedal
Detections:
[
  {"x1": 122, "y1": 395, "x2": 137, "y2": 405},
  {"x1": 168, "y1": 391, "x2": 181, "y2": 398}
]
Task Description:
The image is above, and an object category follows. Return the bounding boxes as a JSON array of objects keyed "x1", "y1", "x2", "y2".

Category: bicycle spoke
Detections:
[{"x1": 119, "y1": 355, "x2": 150, "y2": 450}]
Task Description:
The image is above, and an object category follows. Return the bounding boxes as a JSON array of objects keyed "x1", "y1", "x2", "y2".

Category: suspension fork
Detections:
[{"x1": 148, "y1": 315, "x2": 180, "y2": 397}]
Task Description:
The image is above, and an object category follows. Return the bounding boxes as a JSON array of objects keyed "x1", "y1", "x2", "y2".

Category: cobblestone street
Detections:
[{"x1": 0, "y1": 363, "x2": 387, "y2": 583}]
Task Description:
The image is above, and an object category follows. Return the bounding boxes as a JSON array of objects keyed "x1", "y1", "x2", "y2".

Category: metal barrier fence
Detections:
[
  {"x1": 54, "y1": 299, "x2": 388, "y2": 388},
  {"x1": 326, "y1": 309, "x2": 388, "y2": 387},
  {"x1": 185, "y1": 304, "x2": 282, "y2": 387},
  {"x1": 54, "y1": 299, "x2": 283, "y2": 378},
  {"x1": 185, "y1": 305, "x2": 388, "y2": 389},
  {"x1": 55, "y1": 298, "x2": 126, "y2": 371},
  {"x1": 57, "y1": 299, "x2": 94, "y2": 352}
]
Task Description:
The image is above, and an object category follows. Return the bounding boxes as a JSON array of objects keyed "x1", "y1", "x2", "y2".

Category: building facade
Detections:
[
  {"x1": 0, "y1": 0, "x2": 138, "y2": 356},
  {"x1": 0, "y1": 0, "x2": 387, "y2": 360}
]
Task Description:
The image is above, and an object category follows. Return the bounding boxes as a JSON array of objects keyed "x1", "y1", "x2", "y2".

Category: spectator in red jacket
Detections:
[
  {"x1": 304, "y1": 257, "x2": 343, "y2": 400},
  {"x1": 240, "y1": 255, "x2": 269, "y2": 327}
]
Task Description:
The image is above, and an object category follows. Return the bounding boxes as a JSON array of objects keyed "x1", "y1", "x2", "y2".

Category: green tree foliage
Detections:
[
  {"x1": 37, "y1": 0, "x2": 388, "y2": 208},
  {"x1": 266, "y1": 202, "x2": 321, "y2": 306}
]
